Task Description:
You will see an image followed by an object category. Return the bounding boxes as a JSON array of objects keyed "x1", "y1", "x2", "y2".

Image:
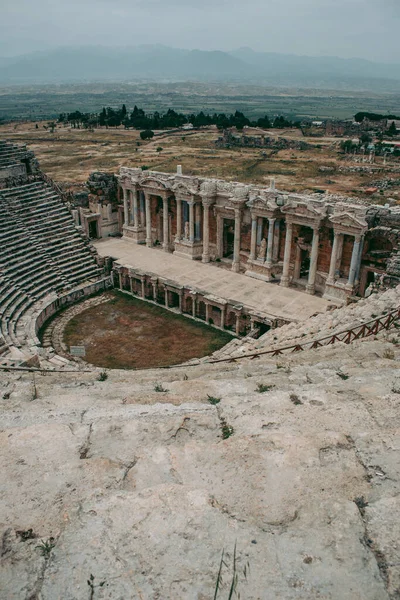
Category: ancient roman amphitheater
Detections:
[{"x1": 1, "y1": 139, "x2": 400, "y2": 599}]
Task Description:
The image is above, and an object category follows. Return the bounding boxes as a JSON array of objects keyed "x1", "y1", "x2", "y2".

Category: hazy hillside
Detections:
[{"x1": 0, "y1": 45, "x2": 399, "y2": 91}]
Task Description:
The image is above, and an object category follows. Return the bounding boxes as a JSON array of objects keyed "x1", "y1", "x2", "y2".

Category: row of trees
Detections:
[
  {"x1": 57, "y1": 105, "x2": 299, "y2": 131},
  {"x1": 354, "y1": 112, "x2": 400, "y2": 123}
]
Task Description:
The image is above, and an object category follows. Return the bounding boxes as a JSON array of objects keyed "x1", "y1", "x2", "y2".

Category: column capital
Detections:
[{"x1": 201, "y1": 197, "x2": 214, "y2": 208}]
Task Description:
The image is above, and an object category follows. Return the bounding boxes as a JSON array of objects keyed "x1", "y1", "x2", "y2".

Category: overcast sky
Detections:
[{"x1": 0, "y1": 0, "x2": 398, "y2": 62}]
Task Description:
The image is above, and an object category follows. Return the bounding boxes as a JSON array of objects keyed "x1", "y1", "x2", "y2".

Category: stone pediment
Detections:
[
  {"x1": 172, "y1": 182, "x2": 199, "y2": 197},
  {"x1": 329, "y1": 212, "x2": 368, "y2": 230},
  {"x1": 139, "y1": 177, "x2": 171, "y2": 191},
  {"x1": 281, "y1": 201, "x2": 326, "y2": 220},
  {"x1": 247, "y1": 192, "x2": 277, "y2": 211}
]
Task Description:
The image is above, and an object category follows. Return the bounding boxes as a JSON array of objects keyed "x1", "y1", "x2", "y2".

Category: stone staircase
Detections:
[
  {"x1": 0, "y1": 181, "x2": 103, "y2": 355},
  {"x1": 212, "y1": 285, "x2": 400, "y2": 361}
]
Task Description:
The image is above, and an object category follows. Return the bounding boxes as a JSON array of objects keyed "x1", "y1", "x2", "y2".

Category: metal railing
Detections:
[{"x1": 208, "y1": 306, "x2": 400, "y2": 364}]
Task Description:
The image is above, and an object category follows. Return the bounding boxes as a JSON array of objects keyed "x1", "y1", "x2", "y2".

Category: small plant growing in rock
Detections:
[
  {"x1": 383, "y1": 349, "x2": 395, "y2": 360},
  {"x1": 36, "y1": 537, "x2": 55, "y2": 557},
  {"x1": 207, "y1": 394, "x2": 221, "y2": 405},
  {"x1": 256, "y1": 383, "x2": 275, "y2": 393},
  {"x1": 87, "y1": 574, "x2": 106, "y2": 600},
  {"x1": 154, "y1": 383, "x2": 168, "y2": 392},
  {"x1": 16, "y1": 528, "x2": 36, "y2": 541},
  {"x1": 98, "y1": 371, "x2": 108, "y2": 381},
  {"x1": 290, "y1": 393, "x2": 302, "y2": 405},
  {"x1": 337, "y1": 371, "x2": 349, "y2": 380},
  {"x1": 220, "y1": 418, "x2": 234, "y2": 439},
  {"x1": 354, "y1": 496, "x2": 369, "y2": 516}
]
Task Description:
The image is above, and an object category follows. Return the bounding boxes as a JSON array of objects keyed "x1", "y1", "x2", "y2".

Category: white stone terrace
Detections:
[{"x1": 94, "y1": 238, "x2": 329, "y2": 323}]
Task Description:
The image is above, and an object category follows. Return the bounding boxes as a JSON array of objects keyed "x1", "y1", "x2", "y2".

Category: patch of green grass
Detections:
[
  {"x1": 256, "y1": 383, "x2": 275, "y2": 393},
  {"x1": 154, "y1": 383, "x2": 168, "y2": 392},
  {"x1": 207, "y1": 394, "x2": 221, "y2": 405},
  {"x1": 220, "y1": 418, "x2": 234, "y2": 439},
  {"x1": 97, "y1": 370, "x2": 108, "y2": 381},
  {"x1": 36, "y1": 537, "x2": 55, "y2": 557},
  {"x1": 290, "y1": 393, "x2": 302, "y2": 405}
]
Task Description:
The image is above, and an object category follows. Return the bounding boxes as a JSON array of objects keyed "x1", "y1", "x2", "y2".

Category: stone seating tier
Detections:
[{"x1": 0, "y1": 180, "x2": 103, "y2": 352}]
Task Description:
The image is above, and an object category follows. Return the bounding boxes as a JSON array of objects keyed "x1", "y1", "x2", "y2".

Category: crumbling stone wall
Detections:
[
  {"x1": 216, "y1": 130, "x2": 311, "y2": 151},
  {"x1": 86, "y1": 172, "x2": 118, "y2": 207}
]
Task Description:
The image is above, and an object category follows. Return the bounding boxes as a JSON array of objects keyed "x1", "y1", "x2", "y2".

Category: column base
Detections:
[
  {"x1": 280, "y1": 276, "x2": 290, "y2": 287},
  {"x1": 202, "y1": 254, "x2": 210, "y2": 263},
  {"x1": 123, "y1": 225, "x2": 146, "y2": 244},
  {"x1": 174, "y1": 239, "x2": 203, "y2": 260},
  {"x1": 231, "y1": 262, "x2": 240, "y2": 273},
  {"x1": 323, "y1": 281, "x2": 350, "y2": 304},
  {"x1": 305, "y1": 284, "x2": 315, "y2": 295},
  {"x1": 146, "y1": 239, "x2": 152, "y2": 248}
]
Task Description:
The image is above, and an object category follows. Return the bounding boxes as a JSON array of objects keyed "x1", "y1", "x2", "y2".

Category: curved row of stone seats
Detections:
[
  {"x1": 215, "y1": 285, "x2": 400, "y2": 361},
  {"x1": 0, "y1": 140, "x2": 31, "y2": 167},
  {"x1": 0, "y1": 180, "x2": 103, "y2": 351}
]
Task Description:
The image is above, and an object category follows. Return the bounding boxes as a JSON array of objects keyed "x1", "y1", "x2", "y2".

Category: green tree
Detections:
[
  {"x1": 140, "y1": 129, "x2": 154, "y2": 140},
  {"x1": 388, "y1": 121, "x2": 397, "y2": 137}
]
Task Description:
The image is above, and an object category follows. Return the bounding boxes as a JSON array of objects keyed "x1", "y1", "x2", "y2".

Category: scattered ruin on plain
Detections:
[{"x1": 1, "y1": 138, "x2": 400, "y2": 599}]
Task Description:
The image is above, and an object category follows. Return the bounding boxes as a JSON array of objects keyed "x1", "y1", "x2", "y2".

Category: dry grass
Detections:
[
  {"x1": 1, "y1": 120, "x2": 399, "y2": 200},
  {"x1": 63, "y1": 291, "x2": 232, "y2": 369}
]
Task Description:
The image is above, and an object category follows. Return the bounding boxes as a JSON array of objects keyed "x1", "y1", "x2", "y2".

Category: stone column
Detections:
[
  {"x1": 140, "y1": 193, "x2": 146, "y2": 227},
  {"x1": 273, "y1": 220, "x2": 280, "y2": 262},
  {"x1": 163, "y1": 197, "x2": 169, "y2": 252},
  {"x1": 355, "y1": 237, "x2": 364, "y2": 285},
  {"x1": 280, "y1": 221, "x2": 293, "y2": 287},
  {"x1": 175, "y1": 197, "x2": 182, "y2": 241},
  {"x1": 145, "y1": 193, "x2": 152, "y2": 247},
  {"x1": 216, "y1": 214, "x2": 223, "y2": 258},
  {"x1": 205, "y1": 303, "x2": 210, "y2": 323},
  {"x1": 306, "y1": 227, "x2": 320, "y2": 295},
  {"x1": 178, "y1": 292, "x2": 183, "y2": 313},
  {"x1": 220, "y1": 305, "x2": 226, "y2": 329},
  {"x1": 192, "y1": 295, "x2": 196, "y2": 318},
  {"x1": 165, "y1": 288, "x2": 169, "y2": 308},
  {"x1": 141, "y1": 277, "x2": 145, "y2": 298},
  {"x1": 188, "y1": 201, "x2": 195, "y2": 243},
  {"x1": 326, "y1": 231, "x2": 341, "y2": 284},
  {"x1": 249, "y1": 216, "x2": 257, "y2": 261},
  {"x1": 202, "y1": 200, "x2": 212, "y2": 263},
  {"x1": 129, "y1": 275, "x2": 134, "y2": 295},
  {"x1": 266, "y1": 218, "x2": 276, "y2": 264},
  {"x1": 123, "y1": 188, "x2": 129, "y2": 226},
  {"x1": 235, "y1": 313, "x2": 241, "y2": 336},
  {"x1": 152, "y1": 281, "x2": 157, "y2": 302},
  {"x1": 133, "y1": 190, "x2": 139, "y2": 228},
  {"x1": 118, "y1": 272, "x2": 123, "y2": 290},
  {"x1": 335, "y1": 234, "x2": 344, "y2": 274},
  {"x1": 232, "y1": 208, "x2": 242, "y2": 273},
  {"x1": 347, "y1": 234, "x2": 362, "y2": 288}
]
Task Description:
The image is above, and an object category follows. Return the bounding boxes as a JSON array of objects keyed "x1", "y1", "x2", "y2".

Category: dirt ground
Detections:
[
  {"x1": 1, "y1": 120, "x2": 399, "y2": 202},
  {"x1": 63, "y1": 291, "x2": 232, "y2": 369}
]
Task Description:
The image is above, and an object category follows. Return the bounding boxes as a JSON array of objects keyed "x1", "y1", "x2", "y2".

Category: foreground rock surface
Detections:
[{"x1": 1, "y1": 329, "x2": 400, "y2": 599}]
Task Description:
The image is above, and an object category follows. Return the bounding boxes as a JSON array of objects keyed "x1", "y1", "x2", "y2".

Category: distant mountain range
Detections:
[{"x1": 0, "y1": 45, "x2": 399, "y2": 90}]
